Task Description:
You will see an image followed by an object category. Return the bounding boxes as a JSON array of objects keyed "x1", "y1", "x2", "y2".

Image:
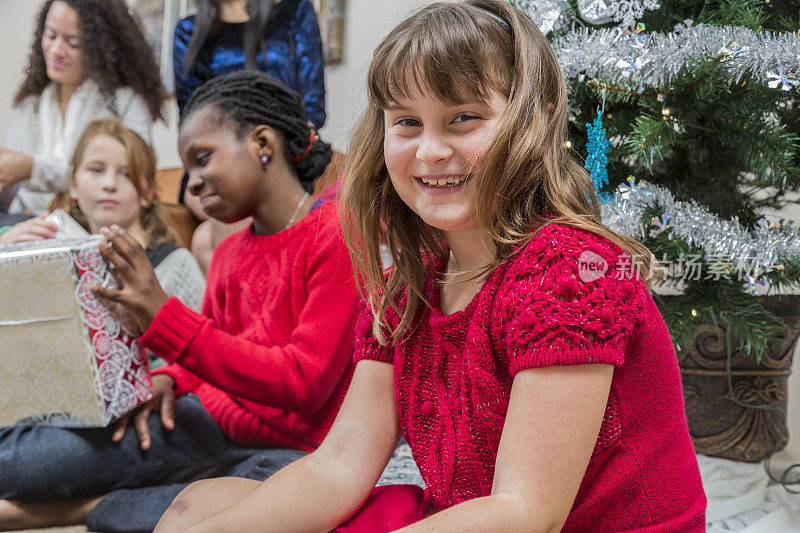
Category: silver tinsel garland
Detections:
[
  {"x1": 511, "y1": 0, "x2": 662, "y2": 32},
  {"x1": 577, "y1": 0, "x2": 661, "y2": 28},
  {"x1": 601, "y1": 178, "x2": 800, "y2": 286},
  {"x1": 509, "y1": 0, "x2": 566, "y2": 34},
  {"x1": 553, "y1": 22, "x2": 800, "y2": 91}
]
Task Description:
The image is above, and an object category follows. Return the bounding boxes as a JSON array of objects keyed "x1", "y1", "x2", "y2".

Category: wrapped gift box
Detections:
[{"x1": 0, "y1": 236, "x2": 154, "y2": 427}]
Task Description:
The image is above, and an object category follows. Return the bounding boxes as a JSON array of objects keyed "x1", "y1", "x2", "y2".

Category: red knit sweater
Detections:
[
  {"x1": 142, "y1": 203, "x2": 359, "y2": 451},
  {"x1": 355, "y1": 223, "x2": 706, "y2": 531}
]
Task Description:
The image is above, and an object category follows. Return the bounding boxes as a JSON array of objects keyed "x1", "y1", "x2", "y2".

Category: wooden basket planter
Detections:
[{"x1": 677, "y1": 296, "x2": 800, "y2": 462}]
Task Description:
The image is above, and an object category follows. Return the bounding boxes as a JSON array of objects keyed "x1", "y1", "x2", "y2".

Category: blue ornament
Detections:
[{"x1": 585, "y1": 110, "x2": 611, "y2": 193}]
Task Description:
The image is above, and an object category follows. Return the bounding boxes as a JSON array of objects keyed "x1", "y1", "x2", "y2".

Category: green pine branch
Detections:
[
  {"x1": 641, "y1": 212, "x2": 798, "y2": 362},
  {"x1": 553, "y1": 0, "x2": 800, "y2": 366}
]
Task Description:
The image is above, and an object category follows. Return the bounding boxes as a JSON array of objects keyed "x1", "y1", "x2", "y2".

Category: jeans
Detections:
[{"x1": 0, "y1": 394, "x2": 306, "y2": 532}]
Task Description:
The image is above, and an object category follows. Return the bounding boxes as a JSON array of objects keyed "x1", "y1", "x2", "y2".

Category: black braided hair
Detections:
[{"x1": 180, "y1": 70, "x2": 332, "y2": 182}]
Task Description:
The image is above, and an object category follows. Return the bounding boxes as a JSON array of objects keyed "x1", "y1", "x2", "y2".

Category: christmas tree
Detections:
[
  {"x1": 509, "y1": 5, "x2": 800, "y2": 513},
  {"x1": 511, "y1": 0, "x2": 800, "y2": 362}
]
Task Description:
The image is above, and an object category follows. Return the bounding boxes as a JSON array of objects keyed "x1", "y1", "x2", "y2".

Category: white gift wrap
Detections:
[{"x1": 0, "y1": 237, "x2": 154, "y2": 427}]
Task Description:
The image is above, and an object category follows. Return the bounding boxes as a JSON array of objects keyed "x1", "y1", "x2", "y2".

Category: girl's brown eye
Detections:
[
  {"x1": 396, "y1": 118, "x2": 421, "y2": 128},
  {"x1": 452, "y1": 114, "x2": 478, "y2": 124}
]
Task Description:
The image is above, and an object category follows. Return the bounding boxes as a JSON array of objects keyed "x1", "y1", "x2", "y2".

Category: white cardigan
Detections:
[{"x1": 5, "y1": 80, "x2": 153, "y2": 214}]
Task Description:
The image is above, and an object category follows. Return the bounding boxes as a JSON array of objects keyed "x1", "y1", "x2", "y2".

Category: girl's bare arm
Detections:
[{"x1": 164, "y1": 360, "x2": 401, "y2": 533}]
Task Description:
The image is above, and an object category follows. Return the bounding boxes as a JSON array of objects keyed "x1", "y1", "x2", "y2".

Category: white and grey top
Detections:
[
  {"x1": 5, "y1": 80, "x2": 153, "y2": 215},
  {"x1": 147, "y1": 243, "x2": 206, "y2": 369}
]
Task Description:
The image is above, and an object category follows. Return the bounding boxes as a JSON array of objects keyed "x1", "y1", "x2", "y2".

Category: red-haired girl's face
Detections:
[
  {"x1": 70, "y1": 135, "x2": 147, "y2": 234},
  {"x1": 41, "y1": 1, "x2": 84, "y2": 88},
  {"x1": 383, "y1": 84, "x2": 507, "y2": 235}
]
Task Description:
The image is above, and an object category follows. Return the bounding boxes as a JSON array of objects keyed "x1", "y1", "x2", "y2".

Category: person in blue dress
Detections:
[
  {"x1": 173, "y1": 0, "x2": 328, "y2": 271},
  {"x1": 173, "y1": 0, "x2": 326, "y2": 128}
]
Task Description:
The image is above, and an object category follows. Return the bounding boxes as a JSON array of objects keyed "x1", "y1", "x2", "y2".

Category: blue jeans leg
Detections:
[
  {"x1": 226, "y1": 447, "x2": 307, "y2": 480},
  {"x1": 0, "y1": 395, "x2": 229, "y2": 502},
  {"x1": 86, "y1": 481, "x2": 194, "y2": 533},
  {"x1": 86, "y1": 444, "x2": 307, "y2": 532}
]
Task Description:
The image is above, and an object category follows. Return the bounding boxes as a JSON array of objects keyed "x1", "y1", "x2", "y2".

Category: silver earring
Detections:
[{"x1": 260, "y1": 153, "x2": 269, "y2": 170}]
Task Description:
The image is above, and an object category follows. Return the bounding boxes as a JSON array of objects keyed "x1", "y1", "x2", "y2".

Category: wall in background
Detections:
[
  {"x1": 0, "y1": 0, "x2": 430, "y2": 167},
  {"x1": 0, "y1": 0, "x2": 40, "y2": 137},
  {"x1": 320, "y1": 0, "x2": 432, "y2": 154}
]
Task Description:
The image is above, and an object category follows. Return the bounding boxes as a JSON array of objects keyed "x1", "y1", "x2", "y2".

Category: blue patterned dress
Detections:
[{"x1": 173, "y1": 0, "x2": 326, "y2": 127}]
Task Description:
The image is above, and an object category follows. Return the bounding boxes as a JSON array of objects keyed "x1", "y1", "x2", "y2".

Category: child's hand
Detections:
[
  {"x1": 111, "y1": 374, "x2": 176, "y2": 450},
  {"x1": 0, "y1": 215, "x2": 57, "y2": 245},
  {"x1": 92, "y1": 225, "x2": 169, "y2": 331}
]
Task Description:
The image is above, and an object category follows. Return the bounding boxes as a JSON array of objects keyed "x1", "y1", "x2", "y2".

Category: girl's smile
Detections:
[
  {"x1": 199, "y1": 193, "x2": 219, "y2": 208},
  {"x1": 383, "y1": 86, "x2": 507, "y2": 234},
  {"x1": 415, "y1": 173, "x2": 474, "y2": 190}
]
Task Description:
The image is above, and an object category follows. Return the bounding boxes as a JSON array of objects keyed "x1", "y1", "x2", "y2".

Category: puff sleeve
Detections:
[
  {"x1": 495, "y1": 224, "x2": 644, "y2": 376},
  {"x1": 353, "y1": 304, "x2": 395, "y2": 365}
]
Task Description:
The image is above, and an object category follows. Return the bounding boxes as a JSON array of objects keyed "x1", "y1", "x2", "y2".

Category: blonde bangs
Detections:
[{"x1": 369, "y1": 5, "x2": 512, "y2": 109}]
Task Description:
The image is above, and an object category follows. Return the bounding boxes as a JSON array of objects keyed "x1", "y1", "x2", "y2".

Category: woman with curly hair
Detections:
[{"x1": 0, "y1": 0, "x2": 167, "y2": 216}]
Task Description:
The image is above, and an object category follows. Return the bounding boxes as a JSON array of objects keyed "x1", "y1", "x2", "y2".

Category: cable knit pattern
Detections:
[
  {"x1": 498, "y1": 225, "x2": 640, "y2": 371},
  {"x1": 354, "y1": 223, "x2": 706, "y2": 532},
  {"x1": 144, "y1": 203, "x2": 359, "y2": 451}
]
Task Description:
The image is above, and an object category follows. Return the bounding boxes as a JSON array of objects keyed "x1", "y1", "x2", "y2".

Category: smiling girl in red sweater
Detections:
[
  {"x1": 154, "y1": 1, "x2": 705, "y2": 532},
  {"x1": 0, "y1": 71, "x2": 359, "y2": 533}
]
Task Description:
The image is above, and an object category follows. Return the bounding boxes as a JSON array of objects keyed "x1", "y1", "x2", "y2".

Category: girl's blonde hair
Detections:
[
  {"x1": 340, "y1": 0, "x2": 655, "y2": 343},
  {"x1": 69, "y1": 118, "x2": 176, "y2": 246}
]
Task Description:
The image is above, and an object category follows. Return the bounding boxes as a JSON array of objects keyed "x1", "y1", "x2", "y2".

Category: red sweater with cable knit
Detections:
[
  {"x1": 355, "y1": 223, "x2": 706, "y2": 531},
  {"x1": 141, "y1": 202, "x2": 359, "y2": 451}
]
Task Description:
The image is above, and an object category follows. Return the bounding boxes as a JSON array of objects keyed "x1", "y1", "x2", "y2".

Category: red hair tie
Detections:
[{"x1": 294, "y1": 131, "x2": 318, "y2": 163}]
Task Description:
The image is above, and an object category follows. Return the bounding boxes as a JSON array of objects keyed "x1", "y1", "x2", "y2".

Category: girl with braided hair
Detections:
[
  {"x1": 0, "y1": 70, "x2": 359, "y2": 532},
  {"x1": 0, "y1": 0, "x2": 167, "y2": 216},
  {"x1": 172, "y1": 0, "x2": 327, "y2": 273}
]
